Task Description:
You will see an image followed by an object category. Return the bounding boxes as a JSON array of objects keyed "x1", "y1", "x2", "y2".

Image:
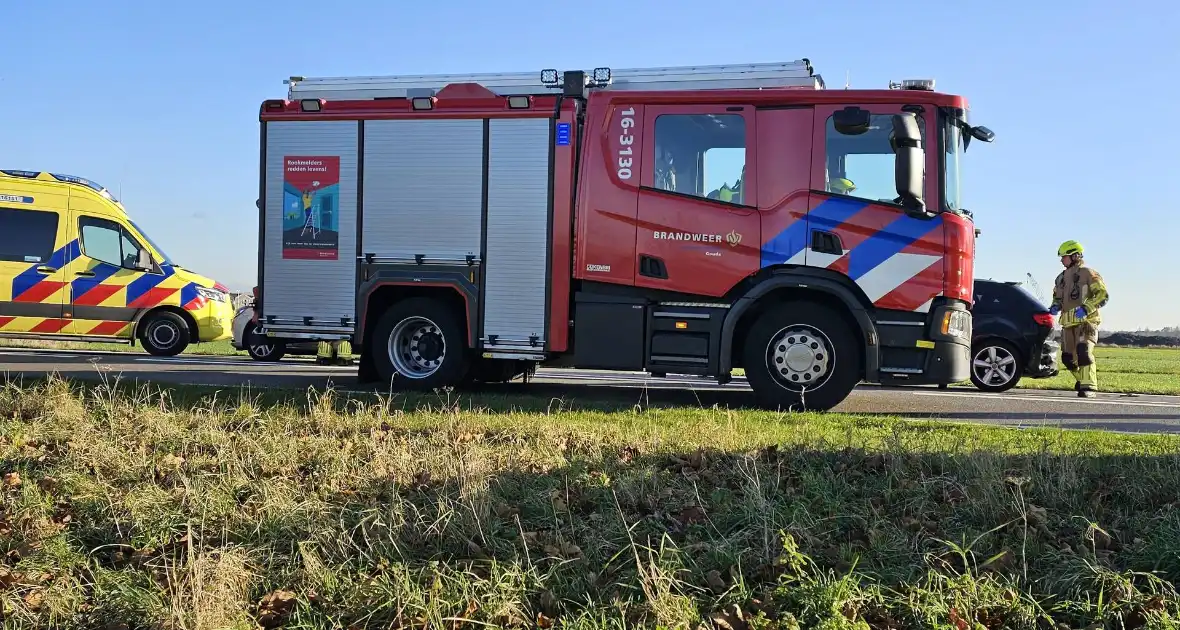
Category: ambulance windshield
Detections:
[{"x1": 129, "y1": 220, "x2": 178, "y2": 268}]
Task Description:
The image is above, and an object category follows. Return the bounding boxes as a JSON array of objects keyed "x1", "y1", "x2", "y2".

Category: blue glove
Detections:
[
  {"x1": 1048, "y1": 304, "x2": 1060, "y2": 316},
  {"x1": 1074, "y1": 306, "x2": 1087, "y2": 319}
]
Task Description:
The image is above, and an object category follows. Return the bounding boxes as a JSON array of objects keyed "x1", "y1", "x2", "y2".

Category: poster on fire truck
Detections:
[{"x1": 281, "y1": 155, "x2": 340, "y2": 260}]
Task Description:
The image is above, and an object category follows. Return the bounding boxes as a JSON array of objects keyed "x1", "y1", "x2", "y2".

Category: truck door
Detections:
[
  {"x1": 807, "y1": 103, "x2": 944, "y2": 313},
  {"x1": 0, "y1": 202, "x2": 69, "y2": 335},
  {"x1": 634, "y1": 104, "x2": 760, "y2": 297}
]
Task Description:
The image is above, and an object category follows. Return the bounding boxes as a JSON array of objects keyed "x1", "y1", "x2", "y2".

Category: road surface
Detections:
[{"x1": 1, "y1": 347, "x2": 1178, "y2": 434}]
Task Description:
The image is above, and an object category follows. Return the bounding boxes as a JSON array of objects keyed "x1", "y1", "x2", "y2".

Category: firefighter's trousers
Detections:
[
  {"x1": 1060, "y1": 323, "x2": 1098, "y2": 390},
  {"x1": 317, "y1": 340, "x2": 353, "y2": 366}
]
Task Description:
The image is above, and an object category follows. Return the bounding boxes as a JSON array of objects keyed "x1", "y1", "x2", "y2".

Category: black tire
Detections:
[
  {"x1": 243, "y1": 321, "x2": 286, "y2": 362},
  {"x1": 969, "y1": 339, "x2": 1023, "y2": 393},
  {"x1": 741, "y1": 302, "x2": 861, "y2": 412},
  {"x1": 139, "y1": 311, "x2": 191, "y2": 357},
  {"x1": 369, "y1": 297, "x2": 470, "y2": 390}
]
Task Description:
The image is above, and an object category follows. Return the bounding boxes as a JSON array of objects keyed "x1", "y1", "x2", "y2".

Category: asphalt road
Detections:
[{"x1": 2, "y1": 347, "x2": 1178, "y2": 434}]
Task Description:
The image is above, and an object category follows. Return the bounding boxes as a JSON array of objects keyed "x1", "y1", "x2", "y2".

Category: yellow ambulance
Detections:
[{"x1": 0, "y1": 169, "x2": 234, "y2": 356}]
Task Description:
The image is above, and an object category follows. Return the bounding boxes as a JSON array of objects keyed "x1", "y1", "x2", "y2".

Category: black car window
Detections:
[
  {"x1": 973, "y1": 281, "x2": 1044, "y2": 314},
  {"x1": 0, "y1": 206, "x2": 59, "y2": 264}
]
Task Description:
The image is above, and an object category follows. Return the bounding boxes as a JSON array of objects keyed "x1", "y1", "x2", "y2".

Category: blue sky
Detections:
[{"x1": 3, "y1": 0, "x2": 1176, "y2": 330}]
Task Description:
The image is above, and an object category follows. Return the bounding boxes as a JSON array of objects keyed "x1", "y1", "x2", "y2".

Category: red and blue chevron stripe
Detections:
[
  {"x1": 760, "y1": 196, "x2": 946, "y2": 313},
  {"x1": 11, "y1": 240, "x2": 80, "y2": 303}
]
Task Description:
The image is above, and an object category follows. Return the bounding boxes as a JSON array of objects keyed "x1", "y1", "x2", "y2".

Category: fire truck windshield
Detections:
[{"x1": 943, "y1": 117, "x2": 964, "y2": 214}]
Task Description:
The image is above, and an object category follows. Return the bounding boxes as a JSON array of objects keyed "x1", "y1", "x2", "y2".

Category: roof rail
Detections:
[{"x1": 285, "y1": 59, "x2": 824, "y2": 100}]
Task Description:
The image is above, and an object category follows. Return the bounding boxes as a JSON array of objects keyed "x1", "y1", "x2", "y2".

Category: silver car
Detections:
[{"x1": 231, "y1": 303, "x2": 319, "y2": 362}]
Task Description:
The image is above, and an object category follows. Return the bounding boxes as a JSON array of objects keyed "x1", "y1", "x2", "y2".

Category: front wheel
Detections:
[
  {"x1": 139, "y1": 311, "x2": 191, "y2": 357},
  {"x1": 741, "y1": 302, "x2": 861, "y2": 412},
  {"x1": 244, "y1": 322, "x2": 286, "y2": 362},
  {"x1": 369, "y1": 297, "x2": 470, "y2": 390},
  {"x1": 969, "y1": 340, "x2": 1023, "y2": 392}
]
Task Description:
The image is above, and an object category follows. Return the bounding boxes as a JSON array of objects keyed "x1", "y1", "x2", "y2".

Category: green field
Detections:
[
  {"x1": 1013, "y1": 347, "x2": 1180, "y2": 396},
  {"x1": 1, "y1": 377, "x2": 1178, "y2": 629}
]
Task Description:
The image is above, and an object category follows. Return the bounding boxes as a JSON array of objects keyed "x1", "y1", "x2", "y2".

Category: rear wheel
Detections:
[
  {"x1": 139, "y1": 311, "x2": 190, "y2": 357},
  {"x1": 741, "y1": 302, "x2": 861, "y2": 412},
  {"x1": 370, "y1": 297, "x2": 470, "y2": 390},
  {"x1": 969, "y1": 340, "x2": 1023, "y2": 392}
]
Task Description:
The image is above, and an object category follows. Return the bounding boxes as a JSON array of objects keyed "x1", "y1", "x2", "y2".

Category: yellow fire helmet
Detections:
[
  {"x1": 830, "y1": 177, "x2": 856, "y2": 195},
  {"x1": 1057, "y1": 240, "x2": 1084, "y2": 257}
]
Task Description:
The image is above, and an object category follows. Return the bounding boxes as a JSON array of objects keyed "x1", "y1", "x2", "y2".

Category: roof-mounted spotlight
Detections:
[
  {"x1": 592, "y1": 67, "x2": 612, "y2": 84},
  {"x1": 411, "y1": 96, "x2": 436, "y2": 110},
  {"x1": 541, "y1": 69, "x2": 559, "y2": 85}
]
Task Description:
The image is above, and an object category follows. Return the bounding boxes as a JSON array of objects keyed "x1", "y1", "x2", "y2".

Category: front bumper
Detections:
[
  {"x1": 918, "y1": 338, "x2": 972, "y2": 384},
  {"x1": 196, "y1": 300, "x2": 235, "y2": 342},
  {"x1": 876, "y1": 302, "x2": 972, "y2": 386}
]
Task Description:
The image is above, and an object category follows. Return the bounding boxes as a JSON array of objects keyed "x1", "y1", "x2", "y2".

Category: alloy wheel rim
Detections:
[{"x1": 973, "y1": 345, "x2": 1016, "y2": 386}]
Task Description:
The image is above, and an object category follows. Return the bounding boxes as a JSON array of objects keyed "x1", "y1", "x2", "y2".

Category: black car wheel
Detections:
[{"x1": 970, "y1": 340, "x2": 1023, "y2": 392}]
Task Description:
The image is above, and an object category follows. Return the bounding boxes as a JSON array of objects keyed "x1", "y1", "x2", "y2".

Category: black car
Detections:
[{"x1": 967, "y1": 279, "x2": 1060, "y2": 392}]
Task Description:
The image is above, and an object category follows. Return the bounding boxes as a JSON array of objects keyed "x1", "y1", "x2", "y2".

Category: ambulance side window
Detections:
[
  {"x1": 824, "y1": 112, "x2": 925, "y2": 204},
  {"x1": 652, "y1": 114, "x2": 747, "y2": 205},
  {"x1": 0, "y1": 207, "x2": 58, "y2": 264},
  {"x1": 79, "y1": 217, "x2": 144, "y2": 269}
]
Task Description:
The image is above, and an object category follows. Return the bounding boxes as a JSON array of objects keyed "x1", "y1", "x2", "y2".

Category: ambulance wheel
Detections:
[
  {"x1": 139, "y1": 311, "x2": 191, "y2": 357},
  {"x1": 741, "y1": 302, "x2": 860, "y2": 412},
  {"x1": 371, "y1": 297, "x2": 469, "y2": 390}
]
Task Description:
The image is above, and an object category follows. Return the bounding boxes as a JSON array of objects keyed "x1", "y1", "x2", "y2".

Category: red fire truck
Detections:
[{"x1": 253, "y1": 59, "x2": 994, "y2": 411}]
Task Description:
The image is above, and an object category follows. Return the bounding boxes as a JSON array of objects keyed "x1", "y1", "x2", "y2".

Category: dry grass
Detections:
[{"x1": 2, "y1": 376, "x2": 1179, "y2": 629}]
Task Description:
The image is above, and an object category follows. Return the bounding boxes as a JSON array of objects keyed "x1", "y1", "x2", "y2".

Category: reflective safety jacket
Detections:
[{"x1": 1053, "y1": 262, "x2": 1109, "y2": 327}]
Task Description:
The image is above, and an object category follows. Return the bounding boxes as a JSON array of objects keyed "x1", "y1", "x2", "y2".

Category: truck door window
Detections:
[
  {"x1": 0, "y1": 207, "x2": 58, "y2": 264},
  {"x1": 825, "y1": 112, "x2": 925, "y2": 204},
  {"x1": 79, "y1": 217, "x2": 143, "y2": 269},
  {"x1": 653, "y1": 114, "x2": 746, "y2": 204}
]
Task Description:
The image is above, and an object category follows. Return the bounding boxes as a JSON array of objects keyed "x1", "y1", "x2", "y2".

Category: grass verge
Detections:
[
  {"x1": 2, "y1": 377, "x2": 1178, "y2": 629},
  {"x1": 1015, "y1": 347, "x2": 1180, "y2": 396},
  {"x1": 0, "y1": 338, "x2": 244, "y2": 357}
]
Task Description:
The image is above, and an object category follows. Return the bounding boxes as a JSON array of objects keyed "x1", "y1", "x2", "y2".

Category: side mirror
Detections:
[
  {"x1": 892, "y1": 112, "x2": 931, "y2": 219},
  {"x1": 970, "y1": 125, "x2": 995, "y2": 143},
  {"x1": 136, "y1": 249, "x2": 154, "y2": 271},
  {"x1": 833, "y1": 106, "x2": 871, "y2": 135}
]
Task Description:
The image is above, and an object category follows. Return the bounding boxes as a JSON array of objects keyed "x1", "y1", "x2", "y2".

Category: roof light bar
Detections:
[{"x1": 891, "y1": 78, "x2": 935, "y2": 91}]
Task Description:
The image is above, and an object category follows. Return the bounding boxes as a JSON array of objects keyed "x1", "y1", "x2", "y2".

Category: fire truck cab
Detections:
[{"x1": 254, "y1": 59, "x2": 994, "y2": 411}]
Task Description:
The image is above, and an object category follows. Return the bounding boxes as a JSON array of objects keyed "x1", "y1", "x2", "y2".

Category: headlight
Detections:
[
  {"x1": 196, "y1": 287, "x2": 228, "y2": 302},
  {"x1": 940, "y1": 310, "x2": 971, "y2": 339}
]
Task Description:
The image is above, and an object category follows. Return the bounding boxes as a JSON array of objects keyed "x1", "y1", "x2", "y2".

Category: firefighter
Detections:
[
  {"x1": 316, "y1": 339, "x2": 353, "y2": 366},
  {"x1": 1048, "y1": 240, "x2": 1109, "y2": 398}
]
